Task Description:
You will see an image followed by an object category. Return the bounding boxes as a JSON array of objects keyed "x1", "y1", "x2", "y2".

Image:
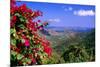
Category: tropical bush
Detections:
[
  {"x1": 10, "y1": 0, "x2": 52, "y2": 66},
  {"x1": 62, "y1": 44, "x2": 90, "y2": 63}
]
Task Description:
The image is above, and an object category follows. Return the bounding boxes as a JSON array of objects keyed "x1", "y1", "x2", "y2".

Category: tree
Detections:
[{"x1": 62, "y1": 44, "x2": 90, "y2": 63}]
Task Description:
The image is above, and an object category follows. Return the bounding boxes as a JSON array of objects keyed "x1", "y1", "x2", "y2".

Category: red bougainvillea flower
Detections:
[
  {"x1": 41, "y1": 41, "x2": 47, "y2": 47},
  {"x1": 32, "y1": 10, "x2": 43, "y2": 18},
  {"x1": 24, "y1": 38, "x2": 30, "y2": 47},
  {"x1": 17, "y1": 43, "x2": 23, "y2": 48},
  {"x1": 26, "y1": 20, "x2": 38, "y2": 31},
  {"x1": 37, "y1": 25, "x2": 43, "y2": 30},
  {"x1": 38, "y1": 20, "x2": 41, "y2": 23},
  {"x1": 32, "y1": 58, "x2": 36, "y2": 64},
  {"x1": 11, "y1": 6, "x2": 18, "y2": 15},
  {"x1": 22, "y1": 35, "x2": 30, "y2": 47},
  {"x1": 11, "y1": 15, "x2": 17, "y2": 27},
  {"x1": 11, "y1": 0, "x2": 16, "y2": 8},
  {"x1": 19, "y1": 4, "x2": 27, "y2": 12},
  {"x1": 15, "y1": 48, "x2": 21, "y2": 53},
  {"x1": 44, "y1": 46, "x2": 52, "y2": 56},
  {"x1": 12, "y1": 15, "x2": 17, "y2": 21}
]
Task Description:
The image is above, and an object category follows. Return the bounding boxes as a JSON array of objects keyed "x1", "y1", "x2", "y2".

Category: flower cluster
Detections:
[
  {"x1": 10, "y1": 0, "x2": 52, "y2": 66},
  {"x1": 11, "y1": 4, "x2": 42, "y2": 20}
]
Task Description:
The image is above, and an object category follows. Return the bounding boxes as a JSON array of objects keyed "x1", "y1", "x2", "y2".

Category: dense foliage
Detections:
[
  {"x1": 10, "y1": 0, "x2": 52, "y2": 66},
  {"x1": 62, "y1": 30, "x2": 95, "y2": 63}
]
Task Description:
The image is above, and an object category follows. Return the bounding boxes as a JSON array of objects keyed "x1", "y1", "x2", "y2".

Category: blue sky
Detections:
[{"x1": 16, "y1": 1, "x2": 95, "y2": 28}]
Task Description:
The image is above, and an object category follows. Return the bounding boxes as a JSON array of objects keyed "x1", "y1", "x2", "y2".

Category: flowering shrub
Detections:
[{"x1": 10, "y1": 0, "x2": 52, "y2": 66}]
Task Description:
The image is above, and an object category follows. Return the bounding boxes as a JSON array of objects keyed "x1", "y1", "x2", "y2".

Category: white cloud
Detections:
[
  {"x1": 48, "y1": 18, "x2": 60, "y2": 22},
  {"x1": 74, "y1": 10, "x2": 95, "y2": 16},
  {"x1": 63, "y1": 6, "x2": 73, "y2": 11}
]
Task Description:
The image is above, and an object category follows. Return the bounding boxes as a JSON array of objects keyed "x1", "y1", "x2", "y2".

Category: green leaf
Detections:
[
  {"x1": 20, "y1": 15, "x2": 26, "y2": 22},
  {"x1": 15, "y1": 13, "x2": 26, "y2": 22},
  {"x1": 11, "y1": 50, "x2": 17, "y2": 56},
  {"x1": 20, "y1": 17, "x2": 25, "y2": 22},
  {"x1": 10, "y1": 28, "x2": 16, "y2": 34},
  {"x1": 15, "y1": 13, "x2": 20, "y2": 17},
  {"x1": 18, "y1": 24, "x2": 25, "y2": 29},
  {"x1": 11, "y1": 39, "x2": 16, "y2": 46},
  {"x1": 26, "y1": 58, "x2": 31, "y2": 63},
  {"x1": 22, "y1": 58, "x2": 31, "y2": 65},
  {"x1": 23, "y1": 62, "x2": 26, "y2": 66},
  {"x1": 17, "y1": 54, "x2": 24, "y2": 60}
]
